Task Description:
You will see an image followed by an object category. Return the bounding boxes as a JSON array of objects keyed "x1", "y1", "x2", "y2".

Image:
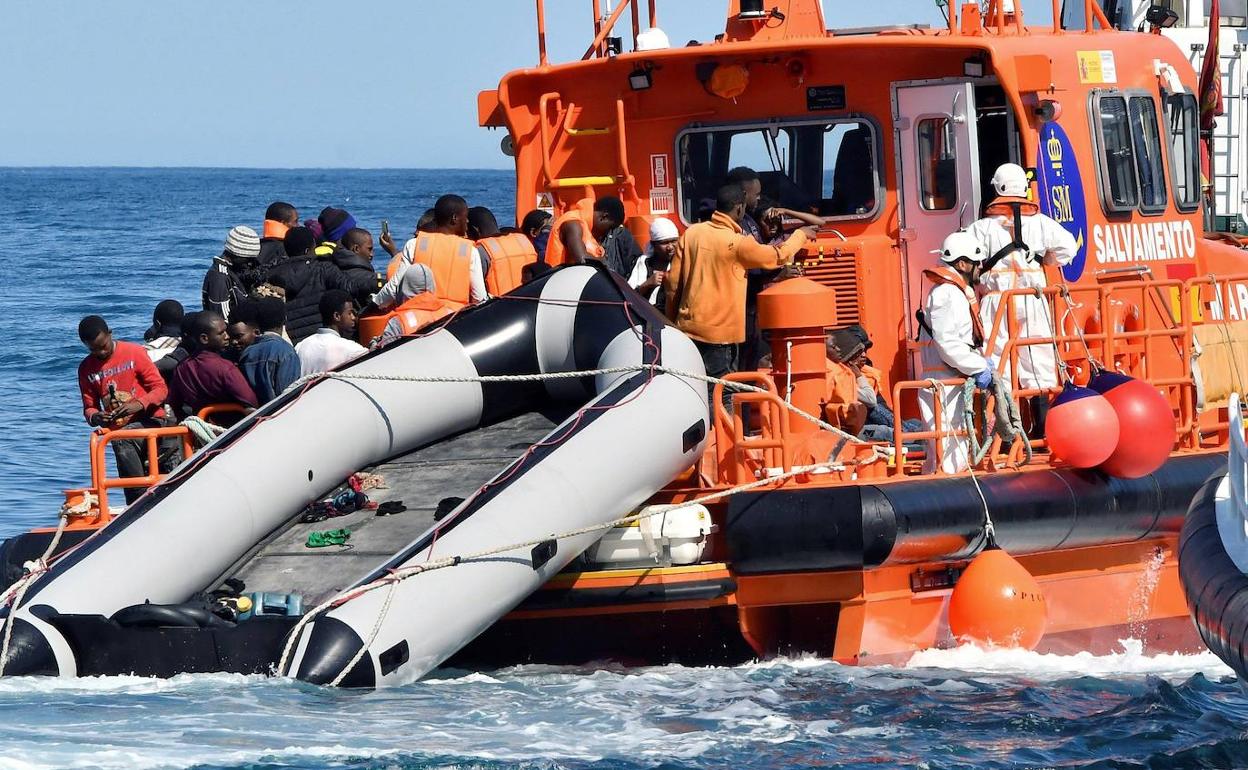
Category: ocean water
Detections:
[{"x1": 1, "y1": 168, "x2": 1247, "y2": 770}]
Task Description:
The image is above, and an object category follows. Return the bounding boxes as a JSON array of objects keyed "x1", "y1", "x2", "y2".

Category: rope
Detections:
[
  {"x1": 276, "y1": 456, "x2": 866, "y2": 684},
  {"x1": 0, "y1": 507, "x2": 72, "y2": 676},
  {"x1": 182, "y1": 416, "x2": 226, "y2": 447},
  {"x1": 297, "y1": 364, "x2": 874, "y2": 449},
  {"x1": 961, "y1": 378, "x2": 1032, "y2": 469}
]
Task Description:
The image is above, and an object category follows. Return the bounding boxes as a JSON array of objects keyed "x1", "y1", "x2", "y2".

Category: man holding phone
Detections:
[{"x1": 77, "y1": 315, "x2": 172, "y2": 503}]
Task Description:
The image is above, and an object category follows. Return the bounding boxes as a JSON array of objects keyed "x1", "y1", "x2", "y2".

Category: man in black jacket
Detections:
[
  {"x1": 267, "y1": 226, "x2": 351, "y2": 344},
  {"x1": 331, "y1": 228, "x2": 382, "y2": 304},
  {"x1": 203, "y1": 225, "x2": 260, "y2": 319}
]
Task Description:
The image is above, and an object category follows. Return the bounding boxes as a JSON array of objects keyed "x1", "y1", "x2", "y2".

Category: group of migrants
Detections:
[{"x1": 75, "y1": 160, "x2": 1074, "y2": 501}]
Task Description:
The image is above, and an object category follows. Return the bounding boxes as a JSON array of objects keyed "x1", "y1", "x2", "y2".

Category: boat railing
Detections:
[
  {"x1": 892, "y1": 273, "x2": 1232, "y2": 477},
  {"x1": 534, "y1": 0, "x2": 658, "y2": 67},
  {"x1": 88, "y1": 425, "x2": 196, "y2": 523},
  {"x1": 196, "y1": 403, "x2": 250, "y2": 426},
  {"x1": 712, "y1": 372, "x2": 792, "y2": 485}
]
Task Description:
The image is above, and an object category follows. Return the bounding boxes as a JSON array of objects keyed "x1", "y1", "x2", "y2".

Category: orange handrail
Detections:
[
  {"x1": 196, "y1": 403, "x2": 251, "y2": 425},
  {"x1": 88, "y1": 425, "x2": 195, "y2": 521}
]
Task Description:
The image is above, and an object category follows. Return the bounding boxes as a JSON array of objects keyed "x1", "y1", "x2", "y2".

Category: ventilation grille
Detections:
[{"x1": 800, "y1": 251, "x2": 860, "y2": 326}]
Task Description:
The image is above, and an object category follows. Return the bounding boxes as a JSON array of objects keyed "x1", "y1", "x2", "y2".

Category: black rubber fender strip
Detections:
[{"x1": 1176, "y1": 460, "x2": 1248, "y2": 680}]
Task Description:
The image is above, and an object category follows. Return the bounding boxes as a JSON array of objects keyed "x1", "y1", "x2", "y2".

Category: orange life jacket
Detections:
[
  {"x1": 393, "y1": 293, "x2": 456, "y2": 335},
  {"x1": 262, "y1": 219, "x2": 289, "y2": 240},
  {"x1": 921, "y1": 265, "x2": 986, "y2": 347},
  {"x1": 545, "y1": 199, "x2": 604, "y2": 266},
  {"x1": 407, "y1": 232, "x2": 475, "y2": 308},
  {"x1": 478, "y1": 233, "x2": 537, "y2": 296},
  {"x1": 983, "y1": 195, "x2": 1040, "y2": 220}
]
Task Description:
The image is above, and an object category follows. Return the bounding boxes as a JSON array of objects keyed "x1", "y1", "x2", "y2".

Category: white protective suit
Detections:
[
  {"x1": 968, "y1": 210, "x2": 1076, "y2": 391},
  {"x1": 918, "y1": 273, "x2": 989, "y2": 474}
]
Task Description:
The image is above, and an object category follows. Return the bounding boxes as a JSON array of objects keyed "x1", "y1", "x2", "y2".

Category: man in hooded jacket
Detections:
[{"x1": 266, "y1": 226, "x2": 351, "y2": 344}]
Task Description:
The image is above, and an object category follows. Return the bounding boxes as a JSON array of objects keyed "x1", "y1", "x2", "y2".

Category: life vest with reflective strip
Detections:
[
  {"x1": 407, "y1": 232, "x2": 475, "y2": 307},
  {"x1": 920, "y1": 265, "x2": 985, "y2": 348},
  {"x1": 545, "y1": 199, "x2": 603, "y2": 266},
  {"x1": 393, "y1": 293, "x2": 456, "y2": 335},
  {"x1": 478, "y1": 233, "x2": 537, "y2": 296}
]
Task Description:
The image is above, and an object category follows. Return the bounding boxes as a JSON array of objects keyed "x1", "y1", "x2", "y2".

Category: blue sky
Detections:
[{"x1": 2, "y1": 1, "x2": 975, "y2": 168}]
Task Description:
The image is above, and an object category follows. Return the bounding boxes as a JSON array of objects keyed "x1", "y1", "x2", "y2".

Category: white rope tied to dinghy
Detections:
[
  {"x1": 0, "y1": 491, "x2": 88, "y2": 675},
  {"x1": 276, "y1": 455, "x2": 870, "y2": 686},
  {"x1": 295, "y1": 364, "x2": 877, "y2": 449}
]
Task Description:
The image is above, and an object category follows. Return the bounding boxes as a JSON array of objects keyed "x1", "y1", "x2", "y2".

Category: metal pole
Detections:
[
  {"x1": 631, "y1": 0, "x2": 640, "y2": 50},
  {"x1": 536, "y1": 0, "x2": 548, "y2": 65},
  {"x1": 593, "y1": 0, "x2": 604, "y2": 57}
]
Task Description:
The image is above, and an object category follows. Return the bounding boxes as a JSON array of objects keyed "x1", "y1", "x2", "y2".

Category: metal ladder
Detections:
[{"x1": 1191, "y1": 40, "x2": 1245, "y2": 228}]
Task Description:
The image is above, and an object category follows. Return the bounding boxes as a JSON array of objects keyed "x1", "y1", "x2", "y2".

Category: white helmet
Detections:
[
  {"x1": 936, "y1": 230, "x2": 987, "y2": 264},
  {"x1": 990, "y1": 163, "x2": 1029, "y2": 198}
]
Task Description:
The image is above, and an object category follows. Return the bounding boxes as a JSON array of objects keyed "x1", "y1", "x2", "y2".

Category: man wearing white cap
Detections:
[
  {"x1": 917, "y1": 230, "x2": 993, "y2": 474},
  {"x1": 628, "y1": 218, "x2": 679, "y2": 307},
  {"x1": 968, "y1": 162, "x2": 1076, "y2": 437},
  {"x1": 203, "y1": 225, "x2": 261, "y2": 320}
]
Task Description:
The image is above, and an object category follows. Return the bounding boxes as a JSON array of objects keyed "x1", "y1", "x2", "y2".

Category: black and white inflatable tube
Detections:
[
  {"x1": 0, "y1": 264, "x2": 709, "y2": 686},
  {"x1": 1179, "y1": 394, "x2": 1248, "y2": 680}
]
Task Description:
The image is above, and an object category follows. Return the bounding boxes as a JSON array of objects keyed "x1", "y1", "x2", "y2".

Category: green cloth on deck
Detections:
[{"x1": 306, "y1": 528, "x2": 351, "y2": 548}]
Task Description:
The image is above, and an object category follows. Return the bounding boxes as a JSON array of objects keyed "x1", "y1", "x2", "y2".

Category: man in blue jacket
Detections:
[{"x1": 237, "y1": 298, "x2": 301, "y2": 404}]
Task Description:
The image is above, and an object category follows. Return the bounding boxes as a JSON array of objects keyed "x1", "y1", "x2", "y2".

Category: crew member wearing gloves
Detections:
[
  {"x1": 968, "y1": 163, "x2": 1077, "y2": 437},
  {"x1": 917, "y1": 231, "x2": 994, "y2": 474}
]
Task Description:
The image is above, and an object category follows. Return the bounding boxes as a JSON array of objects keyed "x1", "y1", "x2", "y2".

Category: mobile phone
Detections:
[{"x1": 381, "y1": 219, "x2": 390, "y2": 239}]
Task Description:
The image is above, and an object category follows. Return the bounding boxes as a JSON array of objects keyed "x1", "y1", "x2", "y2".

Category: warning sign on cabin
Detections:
[
  {"x1": 650, "y1": 154, "x2": 670, "y2": 189},
  {"x1": 650, "y1": 188, "x2": 674, "y2": 215}
]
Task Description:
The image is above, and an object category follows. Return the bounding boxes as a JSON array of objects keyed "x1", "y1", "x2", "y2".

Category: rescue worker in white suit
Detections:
[
  {"x1": 968, "y1": 163, "x2": 1077, "y2": 437},
  {"x1": 917, "y1": 231, "x2": 994, "y2": 474}
]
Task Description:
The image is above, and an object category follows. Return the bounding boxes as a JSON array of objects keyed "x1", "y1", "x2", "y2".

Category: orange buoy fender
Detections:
[
  {"x1": 948, "y1": 546, "x2": 1047, "y2": 649},
  {"x1": 1088, "y1": 371, "x2": 1176, "y2": 479},
  {"x1": 1045, "y1": 382, "x2": 1120, "y2": 468}
]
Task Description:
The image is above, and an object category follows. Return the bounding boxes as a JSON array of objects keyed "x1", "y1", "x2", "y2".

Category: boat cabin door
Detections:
[{"x1": 893, "y1": 81, "x2": 982, "y2": 374}]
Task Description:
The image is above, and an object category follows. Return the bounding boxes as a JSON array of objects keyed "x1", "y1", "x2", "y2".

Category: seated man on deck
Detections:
[
  {"x1": 825, "y1": 325, "x2": 922, "y2": 445},
  {"x1": 296, "y1": 289, "x2": 367, "y2": 375},
  {"x1": 237, "y1": 298, "x2": 300, "y2": 404},
  {"x1": 142, "y1": 299, "x2": 188, "y2": 385},
  {"x1": 77, "y1": 315, "x2": 173, "y2": 503},
  {"x1": 168, "y1": 310, "x2": 259, "y2": 419},
  {"x1": 375, "y1": 263, "x2": 454, "y2": 347}
]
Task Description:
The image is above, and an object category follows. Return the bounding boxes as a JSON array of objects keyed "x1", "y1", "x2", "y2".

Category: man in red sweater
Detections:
[{"x1": 77, "y1": 315, "x2": 172, "y2": 503}]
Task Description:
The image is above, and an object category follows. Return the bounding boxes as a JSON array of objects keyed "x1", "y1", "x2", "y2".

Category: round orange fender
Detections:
[{"x1": 948, "y1": 546, "x2": 1047, "y2": 649}]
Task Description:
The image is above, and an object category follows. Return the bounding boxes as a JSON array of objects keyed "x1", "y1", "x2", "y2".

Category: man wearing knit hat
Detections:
[{"x1": 203, "y1": 225, "x2": 261, "y2": 319}]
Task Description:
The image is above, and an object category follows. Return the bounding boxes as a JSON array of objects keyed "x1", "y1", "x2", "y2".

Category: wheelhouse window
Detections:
[
  {"x1": 916, "y1": 117, "x2": 958, "y2": 211},
  {"x1": 676, "y1": 118, "x2": 880, "y2": 224},
  {"x1": 1129, "y1": 95, "x2": 1167, "y2": 213},
  {"x1": 1095, "y1": 94, "x2": 1139, "y2": 212},
  {"x1": 1164, "y1": 92, "x2": 1202, "y2": 211}
]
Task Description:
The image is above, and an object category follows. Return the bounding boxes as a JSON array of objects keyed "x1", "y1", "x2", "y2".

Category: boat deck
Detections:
[{"x1": 219, "y1": 409, "x2": 571, "y2": 606}]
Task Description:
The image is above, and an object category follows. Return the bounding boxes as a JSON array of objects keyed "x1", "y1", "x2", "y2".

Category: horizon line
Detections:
[{"x1": 0, "y1": 165, "x2": 517, "y2": 172}]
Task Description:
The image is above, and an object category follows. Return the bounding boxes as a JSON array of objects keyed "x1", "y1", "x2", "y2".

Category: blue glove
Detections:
[{"x1": 973, "y1": 369, "x2": 994, "y2": 389}]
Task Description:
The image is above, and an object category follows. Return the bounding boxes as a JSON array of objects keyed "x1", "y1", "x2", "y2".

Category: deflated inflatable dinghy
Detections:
[{"x1": 0, "y1": 264, "x2": 709, "y2": 687}]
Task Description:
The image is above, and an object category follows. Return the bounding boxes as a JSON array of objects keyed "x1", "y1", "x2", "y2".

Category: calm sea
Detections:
[{"x1": 0, "y1": 168, "x2": 1245, "y2": 770}]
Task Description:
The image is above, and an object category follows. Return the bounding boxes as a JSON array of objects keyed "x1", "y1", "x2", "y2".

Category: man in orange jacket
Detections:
[{"x1": 665, "y1": 184, "x2": 814, "y2": 382}]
